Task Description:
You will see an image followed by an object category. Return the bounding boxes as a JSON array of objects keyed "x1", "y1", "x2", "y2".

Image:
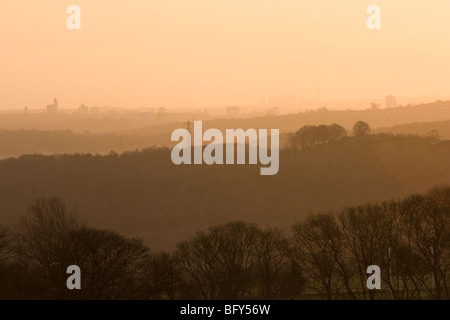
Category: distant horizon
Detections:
[
  {"x1": 2, "y1": 0, "x2": 450, "y2": 304},
  {"x1": 2, "y1": 95, "x2": 450, "y2": 114},
  {"x1": 2, "y1": 1, "x2": 450, "y2": 110}
]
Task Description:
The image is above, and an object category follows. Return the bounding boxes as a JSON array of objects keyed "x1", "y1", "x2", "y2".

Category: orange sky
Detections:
[{"x1": 0, "y1": 0, "x2": 449, "y2": 109}]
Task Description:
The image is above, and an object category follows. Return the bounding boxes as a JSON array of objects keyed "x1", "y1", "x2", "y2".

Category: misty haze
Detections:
[{"x1": 1, "y1": 1, "x2": 450, "y2": 301}]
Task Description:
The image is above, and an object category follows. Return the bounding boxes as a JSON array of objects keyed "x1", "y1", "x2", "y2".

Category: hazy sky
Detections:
[{"x1": 1, "y1": 1, "x2": 449, "y2": 109}]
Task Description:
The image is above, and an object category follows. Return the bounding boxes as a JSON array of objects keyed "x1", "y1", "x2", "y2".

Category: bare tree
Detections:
[
  {"x1": 352, "y1": 121, "x2": 370, "y2": 137},
  {"x1": 399, "y1": 185, "x2": 450, "y2": 299},
  {"x1": 0, "y1": 225, "x2": 13, "y2": 265},
  {"x1": 338, "y1": 204, "x2": 387, "y2": 300},
  {"x1": 0, "y1": 225, "x2": 19, "y2": 299},
  {"x1": 329, "y1": 124, "x2": 347, "y2": 140},
  {"x1": 292, "y1": 213, "x2": 353, "y2": 299},
  {"x1": 252, "y1": 227, "x2": 292, "y2": 298},
  {"x1": 141, "y1": 252, "x2": 179, "y2": 299},
  {"x1": 176, "y1": 221, "x2": 259, "y2": 299},
  {"x1": 176, "y1": 230, "x2": 224, "y2": 299},
  {"x1": 15, "y1": 198, "x2": 82, "y2": 299},
  {"x1": 210, "y1": 222, "x2": 259, "y2": 299},
  {"x1": 68, "y1": 227, "x2": 150, "y2": 299}
]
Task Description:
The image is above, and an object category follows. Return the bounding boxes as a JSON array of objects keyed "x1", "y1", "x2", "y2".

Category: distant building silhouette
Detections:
[
  {"x1": 46, "y1": 98, "x2": 59, "y2": 114},
  {"x1": 78, "y1": 104, "x2": 89, "y2": 114},
  {"x1": 157, "y1": 107, "x2": 167, "y2": 121},
  {"x1": 140, "y1": 109, "x2": 154, "y2": 121},
  {"x1": 371, "y1": 103, "x2": 381, "y2": 110},
  {"x1": 158, "y1": 107, "x2": 166, "y2": 114},
  {"x1": 386, "y1": 95, "x2": 397, "y2": 108}
]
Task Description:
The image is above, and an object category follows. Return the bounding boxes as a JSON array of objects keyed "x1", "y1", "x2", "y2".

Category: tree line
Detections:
[
  {"x1": 287, "y1": 121, "x2": 440, "y2": 150},
  {"x1": 1, "y1": 184, "x2": 449, "y2": 300},
  {"x1": 287, "y1": 123, "x2": 348, "y2": 149}
]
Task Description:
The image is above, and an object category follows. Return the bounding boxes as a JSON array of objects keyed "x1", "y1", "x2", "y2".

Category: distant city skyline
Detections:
[
  {"x1": 1, "y1": 1, "x2": 449, "y2": 110},
  {"x1": 3, "y1": 95, "x2": 450, "y2": 115}
]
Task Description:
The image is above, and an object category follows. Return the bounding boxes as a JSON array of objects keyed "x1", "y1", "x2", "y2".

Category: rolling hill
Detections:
[{"x1": 1, "y1": 136, "x2": 449, "y2": 251}]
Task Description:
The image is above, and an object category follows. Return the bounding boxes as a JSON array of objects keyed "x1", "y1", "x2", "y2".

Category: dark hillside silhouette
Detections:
[
  {"x1": 0, "y1": 136, "x2": 449, "y2": 251},
  {"x1": 0, "y1": 185, "x2": 449, "y2": 300}
]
